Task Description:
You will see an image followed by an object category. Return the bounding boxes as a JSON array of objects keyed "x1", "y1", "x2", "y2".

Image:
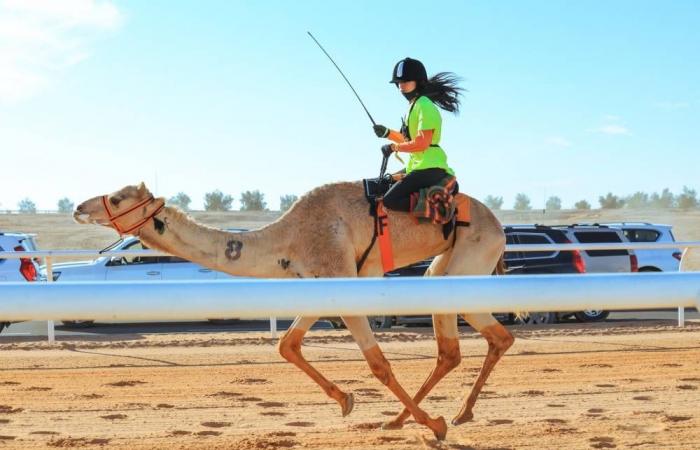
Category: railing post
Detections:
[
  {"x1": 46, "y1": 256, "x2": 56, "y2": 344},
  {"x1": 270, "y1": 316, "x2": 277, "y2": 339}
]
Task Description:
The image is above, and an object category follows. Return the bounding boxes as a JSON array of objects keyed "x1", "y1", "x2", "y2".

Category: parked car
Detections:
[
  {"x1": 599, "y1": 222, "x2": 681, "y2": 272},
  {"x1": 552, "y1": 224, "x2": 637, "y2": 274},
  {"x1": 0, "y1": 231, "x2": 41, "y2": 282},
  {"x1": 337, "y1": 224, "x2": 622, "y2": 330},
  {"x1": 0, "y1": 231, "x2": 42, "y2": 333},
  {"x1": 48, "y1": 231, "x2": 248, "y2": 326}
]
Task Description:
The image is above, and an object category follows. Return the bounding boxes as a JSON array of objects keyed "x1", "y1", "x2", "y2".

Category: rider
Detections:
[{"x1": 373, "y1": 57, "x2": 462, "y2": 212}]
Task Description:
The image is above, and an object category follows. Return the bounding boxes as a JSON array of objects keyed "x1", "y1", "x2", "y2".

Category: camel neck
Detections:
[{"x1": 137, "y1": 206, "x2": 291, "y2": 278}]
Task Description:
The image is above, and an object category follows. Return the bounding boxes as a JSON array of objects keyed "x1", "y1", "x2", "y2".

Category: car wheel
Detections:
[
  {"x1": 513, "y1": 312, "x2": 557, "y2": 325},
  {"x1": 574, "y1": 310, "x2": 610, "y2": 322},
  {"x1": 368, "y1": 316, "x2": 392, "y2": 330},
  {"x1": 60, "y1": 320, "x2": 96, "y2": 328}
]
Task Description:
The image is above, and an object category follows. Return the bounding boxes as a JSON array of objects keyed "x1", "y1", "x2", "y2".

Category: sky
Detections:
[{"x1": 1, "y1": 0, "x2": 699, "y2": 211}]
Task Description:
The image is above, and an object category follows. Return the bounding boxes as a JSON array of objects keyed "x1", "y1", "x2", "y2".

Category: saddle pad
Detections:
[{"x1": 455, "y1": 193, "x2": 471, "y2": 225}]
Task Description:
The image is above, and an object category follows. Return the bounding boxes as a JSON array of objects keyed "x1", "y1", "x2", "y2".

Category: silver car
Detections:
[
  {"x1": 553, "y1": 225, "x2": 637, "y2": 273},
  {"x1": 601, "y1": 222, "x2": 681, "y2": 272},
  {"x1": 47, "y1": 231, "x2": 247, "y2": 326}
]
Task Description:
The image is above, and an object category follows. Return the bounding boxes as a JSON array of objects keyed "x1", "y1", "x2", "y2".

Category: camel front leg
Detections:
[
  {"x1": 383, "y1": 313, "x2": 461, "y2": 430},
  {"x1": 278, "y1": 315, "x2": 354, "y2": 417},
  {"x1": 342, "y1": 315, "x2": 448, "y2": 440},
  {"x1": 452, "y1": 313, "x2": 514, "y2": 425}
]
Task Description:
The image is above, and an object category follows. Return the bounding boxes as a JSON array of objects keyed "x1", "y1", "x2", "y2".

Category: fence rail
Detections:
[
  {"x1": 2, "y1": 242, "x2": 699, "y2": 343},
  {"x1": 1, "y1": 273, "x2": 698, "y2": 322}
]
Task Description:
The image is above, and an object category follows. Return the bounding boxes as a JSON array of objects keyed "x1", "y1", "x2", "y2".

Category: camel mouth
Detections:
[{"x1": 72, "y1": 212, "x2": 91, "y2": 224}]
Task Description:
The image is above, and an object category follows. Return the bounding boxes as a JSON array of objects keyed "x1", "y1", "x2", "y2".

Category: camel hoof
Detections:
[
  {"x1": 431, "y1": 416, "x2": 448, "y2": 441},
  {"x1": 341, "y1": 393, "x2": 354, "y2": 417},
  {"x1": 451, "y1": 411, "x2": 473, "y2": 426},
  {"x1": 381, "y1": 419, "x2": 404, "y2": 430}
]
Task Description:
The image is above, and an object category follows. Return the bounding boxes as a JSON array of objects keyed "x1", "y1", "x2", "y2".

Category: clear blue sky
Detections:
[{"x1": 1, "y1": 0, "x2": 699, "y2": 210}]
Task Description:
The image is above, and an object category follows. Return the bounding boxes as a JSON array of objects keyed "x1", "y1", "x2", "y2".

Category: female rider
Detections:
[{"x1": 373, "y1": 57, "x2": 462, "y2": 212}]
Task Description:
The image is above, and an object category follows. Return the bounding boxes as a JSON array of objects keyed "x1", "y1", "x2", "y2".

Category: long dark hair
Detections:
[{"x1": 418, "y1": 72, "x2": 464, "y2": 114}]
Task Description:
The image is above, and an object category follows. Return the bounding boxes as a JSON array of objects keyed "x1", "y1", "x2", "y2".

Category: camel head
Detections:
[{"x1": 73, "y1": 182, "x2": 165, "y2": 236}]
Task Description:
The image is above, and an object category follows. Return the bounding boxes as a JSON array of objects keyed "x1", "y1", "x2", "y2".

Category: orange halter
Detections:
[{"x1": 102, "y1": 195, "x2": 165, "y2": 236}]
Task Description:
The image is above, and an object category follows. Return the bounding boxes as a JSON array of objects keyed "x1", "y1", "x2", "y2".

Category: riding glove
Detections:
[
  {"x1": 381, "y1": 144, "x2": 394, "y2": 157},
  {"x1": 373, "y1": 124, "x2": 390, "y2": 138}
]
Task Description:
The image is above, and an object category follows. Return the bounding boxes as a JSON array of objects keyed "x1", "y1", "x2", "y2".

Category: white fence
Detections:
[{"x1": 1, "y1": 242, "x2": 699, "y2": 343}]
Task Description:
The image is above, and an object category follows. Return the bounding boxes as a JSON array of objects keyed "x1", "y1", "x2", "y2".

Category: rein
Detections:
[{"x1": 102, "y1": 195, "x2": 165, "y2": 236}]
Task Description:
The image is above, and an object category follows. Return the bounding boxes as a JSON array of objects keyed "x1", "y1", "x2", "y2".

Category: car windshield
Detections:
[{"x1": 99, "y1": 239, "x2": 125, "y2": 255}]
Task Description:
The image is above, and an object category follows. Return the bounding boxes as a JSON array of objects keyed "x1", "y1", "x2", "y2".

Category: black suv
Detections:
[{"x1": 365, "y1": 225, "x2": 590, "y2": 329}]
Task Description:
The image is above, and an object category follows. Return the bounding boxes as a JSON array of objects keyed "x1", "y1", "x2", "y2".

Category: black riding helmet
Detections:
[{"x1": 390, "y1": 57, "x2": 428, "y2": 84}]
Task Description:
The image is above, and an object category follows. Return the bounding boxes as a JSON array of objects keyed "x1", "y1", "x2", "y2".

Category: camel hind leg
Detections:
[
  {"x1": 278, "y1": 316, "x2": 354, "y2": 416},
  {"x1": 342, "y1": 315, "x2": 448, "y2": 440},
  {"x1": 452, "y1": 313, "x2": 513, "y2": 425},
  {"x1": 384, "y1": 229, "x2": 514, "y2": 428},
  {"x1": 383, "y1": 251, "x2": 462, "y2": 430}
]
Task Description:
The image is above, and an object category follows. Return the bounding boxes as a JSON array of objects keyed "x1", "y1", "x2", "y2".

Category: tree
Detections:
[
  {"x1": 204, "y1": 190, "x2": 233, "y2": 211},
  {"x1": 280, "y1": 194, "x2": 298, "y2": 212},
  {"x1": 574, "y1": 199, "x2": 591, "y2": 210},
  {"x1": 650, "y1": 188, "x2": 674, "y2": 208},
  {"x1": 239, "y1": 190, "x2": 267, "y2": 211},
  {"x1": 18, "y1": 198, "x2": 37, "y2": 213},
  {"x1": 625, "y1": 191, "x2": 649, "y2": 208},
  {"x1": 168, "y1": 192, "x2": 192, "y2": 211},
  {"x1": 598, "y1": 192, "x2": 625, "y2": 209},
  {"x1": 676, "y1": 186, "x2": 698, "y2": 209},
  {"x1": 545, "y1": 196, "x2": 562, "y2": 211},
  {"x1": 483, "y1": 195, "x2": 504, "y2": 210},
  {"x1": 513, "y1": 193, "x2": 532, "y2": 211},
  {"x1": 57, "y1": 197, "x2": 74, "y2": 213}
]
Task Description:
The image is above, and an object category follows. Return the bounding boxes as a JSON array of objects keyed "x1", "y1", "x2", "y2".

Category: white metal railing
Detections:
[
  {"x1": 1, "y1": 272, "x2": 698, "y2": 319},
  {"x1": 1, "y1": 241, "x2": 699, "y2": 343}
]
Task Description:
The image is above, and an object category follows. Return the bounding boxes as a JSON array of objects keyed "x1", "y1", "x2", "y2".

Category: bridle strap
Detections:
[{"x1": 102, "y1": 195, "x2": 165, "y2": 236}]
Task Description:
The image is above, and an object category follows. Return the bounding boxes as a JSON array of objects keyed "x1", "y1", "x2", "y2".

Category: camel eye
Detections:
[{"x1": 109, "y1": 196, "x2": 122, "y2": 207}]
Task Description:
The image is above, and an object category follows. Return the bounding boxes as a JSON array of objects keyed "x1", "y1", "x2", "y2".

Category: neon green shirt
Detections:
[{"x1": 405, "y1": 96, "x2": 455, "y2": 175}]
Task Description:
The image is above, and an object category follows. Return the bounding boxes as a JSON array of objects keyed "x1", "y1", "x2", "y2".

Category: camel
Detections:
[{"x1": 73, "y1": 181, "x2": 514, "y2": 440}]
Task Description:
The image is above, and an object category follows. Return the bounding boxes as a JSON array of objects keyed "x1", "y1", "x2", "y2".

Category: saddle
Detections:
[{"x1": 358, "y1": 176, "x2": 471, "y2": 274}]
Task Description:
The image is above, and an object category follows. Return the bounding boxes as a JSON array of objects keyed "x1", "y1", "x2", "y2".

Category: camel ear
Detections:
[{"x1": 137, "y1": 182, "x2": 146, "y2": 192}]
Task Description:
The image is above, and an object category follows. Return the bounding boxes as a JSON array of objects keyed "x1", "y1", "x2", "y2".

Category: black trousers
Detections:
[{"x1": 382, "y1": 168, "x2": 450, "y2": 212}]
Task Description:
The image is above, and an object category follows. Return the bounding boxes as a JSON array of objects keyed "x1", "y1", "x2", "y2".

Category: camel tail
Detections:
[{"x1": 492, "y1": 251, "x2": 528, "y2": 321}]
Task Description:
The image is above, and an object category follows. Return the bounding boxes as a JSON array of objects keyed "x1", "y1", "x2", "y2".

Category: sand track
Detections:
[{"x1": 1, "y1": 323, "x2": 699, "y2": 449}]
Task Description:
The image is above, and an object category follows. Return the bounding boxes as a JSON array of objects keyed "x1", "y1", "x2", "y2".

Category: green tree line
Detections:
[{"x1": 9, "y1": 186, "x2": 698, "y2": 213}]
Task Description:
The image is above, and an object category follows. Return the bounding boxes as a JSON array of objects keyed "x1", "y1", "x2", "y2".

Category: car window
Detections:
[
  {"x1": 573, "y1": 231, "x2": 628, "y2": 256},
  {"x1": 112, "y1": 241, "x2": 160, "y2": 265},
  {"x1": 161, "y1": 255, "x2": 190, "y2": 264},
  {"x1": 623, "y1": 229, "x2": 660, "y2": 243},
  {"x1": 504, "y1": 234, "x2": 519, "y2": 261},
  {"x1": 514, "y1": 233, "x2": 555, "y2": 258}
]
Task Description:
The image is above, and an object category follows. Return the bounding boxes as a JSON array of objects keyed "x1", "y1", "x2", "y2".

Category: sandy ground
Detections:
[{"x1": 1, "y1": 322, "x2": 699, "y2": 449}]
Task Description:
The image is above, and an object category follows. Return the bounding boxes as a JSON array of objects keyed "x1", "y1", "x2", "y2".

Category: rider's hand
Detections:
[
  {"x1": 391, "y1": 173, "x2": 405, "y2": 182},
  {"x1": 381, "y1": 144, "x2": 394, "y2": 157},
  {"x1": 373, "y1": 124, "x2": 389, "y2": 138}
]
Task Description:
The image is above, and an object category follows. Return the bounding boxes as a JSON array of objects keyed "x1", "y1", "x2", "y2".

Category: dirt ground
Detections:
[{"x1": 1, "y1": 321, "x2": 699, "y2": 449}]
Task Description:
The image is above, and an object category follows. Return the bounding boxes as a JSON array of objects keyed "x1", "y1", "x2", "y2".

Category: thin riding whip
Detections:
[{"x1": 307, "y1": 32, "x2": 405, "y2": 165}]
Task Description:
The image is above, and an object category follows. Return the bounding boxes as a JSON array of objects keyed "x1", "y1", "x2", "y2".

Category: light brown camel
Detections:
[{"x1": 73, "y1": 181, "x2": 514, "y2": 440}]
